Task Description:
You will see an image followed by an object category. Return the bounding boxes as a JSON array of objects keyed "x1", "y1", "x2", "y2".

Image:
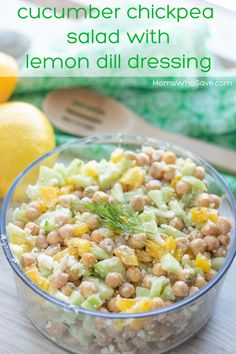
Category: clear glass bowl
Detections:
[{"x1": 1, "y1": 134, "x2": 236, "y2": 354}]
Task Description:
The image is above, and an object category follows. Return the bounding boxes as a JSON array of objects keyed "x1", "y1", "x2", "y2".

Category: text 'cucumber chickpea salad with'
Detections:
[{"x1": 8, "y1": 146, "x2": 232, "y2": 314}]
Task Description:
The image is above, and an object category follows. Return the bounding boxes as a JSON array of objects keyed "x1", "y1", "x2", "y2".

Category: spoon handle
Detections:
[{"x1": 133, "y1": 121, "x2": 236, "y2": 175}]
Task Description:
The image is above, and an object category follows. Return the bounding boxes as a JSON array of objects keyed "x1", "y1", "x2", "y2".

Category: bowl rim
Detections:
[{"x1": 1, "y1": 133, "x2": 236, "y2": 319}]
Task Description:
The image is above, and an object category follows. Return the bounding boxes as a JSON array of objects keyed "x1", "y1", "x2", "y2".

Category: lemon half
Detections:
[{"x1": 0, "y1": 102, "x2": 55, "y2": 198}]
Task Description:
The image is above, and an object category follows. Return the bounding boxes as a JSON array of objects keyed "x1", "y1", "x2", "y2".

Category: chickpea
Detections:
[
  {"x1": 163, "y1": 166, "x2": 176, "y2": 181},
  {"x1": 51, "y1": 271, "x2": 69, "y2": 289},
  {"x1": 205, "y1": 269, "x2": 217, "y2": 282},
  {"x1": 141, "y1": 146, "x2": 155, "y2": 158},
  {"x1": 152, "y1": 263, "x2": 166, "y2": 277},
  {"x1": 124, "y1": 151, "x2": 138, "y2": 162},
  {"x1": 152, "y1": 150, "x2": 164, "y2": 162},
  {"x1": 57, "y1": 195, "x2": 72, "y2": 208},
  {"x1": 25, "y1": 206, "x2": 40, "y2": 221},
  {"x1": 81, "y1": 233, "x2": 91, "y2": 240},
  {"x1": 162, "y1": 151, "x2": 176, "y2": 165},
  {"x1": 14, "y1": 221, "x2": 25, "y2": 229},
  {"x1": 150, "y1": 162, "x2": 163, "y2": 179},
  {"x1": 69, "y1": 269, "x2": 80, "y2": 282},
  {"x1": 143, "y1": 196, "x2": 152, "y2": 206},
  {"x1": 25, "y1": 222, "x2": 39, "y2": 236},
  {"x1": 130, "y1": 195, "x2": 145, "y2": 212},
  {"x1": 107, "y1": 298, "x2": 119, "y2": 312},
  {"x1": 169, "y1": 217, "x2": 184, "y2": 231},
  {"x1": 83, "y1": 185, "x2": 100, "y2": 198},
  {"x1": 78, "y1": 197, "x2": 91, "y2": 212},
  {"x1": 114, "y1": 236, "x2": 126, "y2": 247},
  {"x1": 189, "y1": 286, "x2": 199, "y2": 296},
  {"x1": 99, "y1": 238, "x2": 115, "y2": 253},
  {"x1": 177, "y1": 269, "x2": 196, "y2": 285},
  {"x1": 137, "y1": 153, "x2": 151, "y2": 166},
  {"x1": 136, "y1": 250, "x2": 152, "y2": 263},
  {"x1": 173, "y1": 281, "x2": 189, "y2": 297},
  {"x1": 127, "y1": 267, "x2": 142, "y2": 283},
  {"x1": 176, "y1": 180, "x2": 191, "y2": 195},
  {"x1": 201, "y1": 221, "x2": 220, "y2": 237},
  {"x1": 218, "y1": 234, "x2": 230, "y2": 246},
  {"x1": 212, "y1": 246, "x2": 227, "y2": 257},
  {"x1": 58, "y1": 224, "x2": 76, "y2": 239},
  {"x1": 194, "y1": 166, "x2": 205, "y2": 180},
  {"x1": 73, "y1": 190, "x2": 83, "y2": 199},
  {"x1": 152, "y1": 297, "x2": 165, "y2": 309},
  {"x1": 86, "y1": 214, "x2": 100, "y2": 231},
  {"x1": 189, "y1": 230, "x2": 202, "y2": 241},
  {"x1": 209, "y1": 194, "x2": 221, "y2": 209},
  {"x1": 45, "y1": 244, "x2": 61, "y2": 257},
  {"x1": 61, "y1": 282, "x2": 76, "y2": 296},
  {"x1": 22, "y1": 253, "x2": 35, "y2": 267},
  {"x1": 119, "y1": 282, "x2": 135, "y2": 298},
  {"x1": 195, "y1": 276, "x2": 207, "y2": 288},
  {"x1": 204, "y1": 236, "x2": 220, "y2": 251},
  {"x1": 90, "y1": 230, "x2": 102, "y2": 243},
  {"x1": 175, "y1": 237, "x2": 189, "y2": 253},
  {"x1": 105, "y1": 272, "x2": 123, "y2": 288},
  {"x1": 81, "y1": 253, "x2": 97, "y2": 268},
  {"x1": 92, "y1": 191, "x2": 110, "y2": 203},
  {"x1": 197, "y1": 193, "x2": 210, "y2": 208},
  {"x1": 145, "y1": 179, "x2": 162, "y2": 191},
  {"x1": 216, "y1": 217, "x2": 232, "y2": 234},
  {"x1": 128, "y1": 233, "x2": 147, "y2": 249},
  {"x1": 47, "y1": 230, "x2": 61, "y2": 245},
  {"x1": 143, "y1": 275, "x2": 152, "y2": 289},
  {"x1": 80, "y1": 281, "x2": 97, "y2": 298},
  {"x1": 190, "y1": 238, "x2": 207, "y2": 256},
  {"x1": 35, "y1": 234, "x2": 48, "y2": 249},
  {"x1": 55, "y1": 214, "x2": 68, "y2": 227}
]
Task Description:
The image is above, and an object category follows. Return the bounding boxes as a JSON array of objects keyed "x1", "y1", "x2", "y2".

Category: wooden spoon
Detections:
[{"x1": 44, "y1": 88, "x2": 236, "y2": 175}]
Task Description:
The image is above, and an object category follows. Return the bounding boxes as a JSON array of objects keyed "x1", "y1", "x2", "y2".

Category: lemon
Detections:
[
  {"x1": 0, "y1": 52, "x2": 18, "y2": 103},
  {"x1": 0, "y1": 102, "x2": 55, "y2": 198}
]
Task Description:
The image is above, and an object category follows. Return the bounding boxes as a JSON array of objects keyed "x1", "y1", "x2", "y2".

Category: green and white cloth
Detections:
[{"x1": 12, "y1": 75, "x2": 236, "y2": 196}]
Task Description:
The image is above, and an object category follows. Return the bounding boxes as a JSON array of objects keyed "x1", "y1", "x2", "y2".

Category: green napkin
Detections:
[{"x1": 13, "y1": 76, "x2": 236, "y2": 196}]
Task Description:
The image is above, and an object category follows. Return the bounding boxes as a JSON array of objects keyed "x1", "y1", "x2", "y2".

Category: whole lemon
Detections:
[
  {"x1": 0, "y1": 52, "x2": 18, "y2": 103},
  {"x1": 0, "y1": 102, "x2": 55, "y2": 198}
]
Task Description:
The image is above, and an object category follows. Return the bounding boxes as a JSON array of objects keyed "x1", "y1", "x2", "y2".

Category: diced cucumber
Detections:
[
  {"x1": 98, "y1": 158, "x2": 132, "y2": 190},
  {"x1": 81, "y1": 294, "x2": 103, "y2": 310},
  {"x1": 150, "y1": 276, "x2": 170, "y2": 297},
  {"x1": 161, "y1": 253, "x2": 182, "y2": 274},
  {"x1": 94, "y1": 257, "x2": 126, "y2": 279},
  {"x1": 38, "y1": 166, "x2": 65, "y2": 187},
  {"x1": 111, "y1": 183, "x2": 124, "y2": 202},
  {"x1": 136, "y1": 287, "x2": 151, "y2": 297},
  {"x1": 182, "y1": 176, "x2": 206, "y2": 193},
  {"x1": 211, "y1": 257, "x2": 225, "y2": 271},
  {"x1": 148, "y1": 190, "x2": 167, "y2": 210},
  {"x1": 161, "y1": 187, "x2": 175, "y2": 203},
  {"x1": 91, "y1": 245, "x2": 110, "y2": 260},
  {"x1": 53, "y1": 290, "x2": 70, "y2": 303},
  {"x1": 66, "y1": 159, "x2": 84, "y2": 175},
  {"x1": 160, "y1": 224, "x2": 187, "y2": 238},
  {"x1": 69, "y1": 175, "x2": 95, "y2": 188},
  {"x1": 6, "y1": 223, "x2": 26, "y2": 245},
  {"x1": 181, "y1": 161, "x2": 196, "y2": 176},
  {"x1": 161, "y1": 284, "x2": 175, "y2": 301},
  {"x1": 70, "y1": 290, "x2": 85, "y2": 306}
]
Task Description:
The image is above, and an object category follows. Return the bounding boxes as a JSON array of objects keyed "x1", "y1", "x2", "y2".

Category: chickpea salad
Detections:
[{"x1": 8, "y1": 146, "x2": 231, "y2": 314}]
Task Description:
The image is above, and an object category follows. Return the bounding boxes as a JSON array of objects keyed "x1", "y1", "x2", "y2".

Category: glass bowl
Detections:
[{"x1": 1, "y1": 134, "x2": 236, "y2": 354}]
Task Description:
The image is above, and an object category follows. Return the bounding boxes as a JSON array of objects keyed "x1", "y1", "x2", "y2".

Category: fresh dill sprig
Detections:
[{"x1": 82, "y1": 200, "x2": 146, "y2": 235}]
